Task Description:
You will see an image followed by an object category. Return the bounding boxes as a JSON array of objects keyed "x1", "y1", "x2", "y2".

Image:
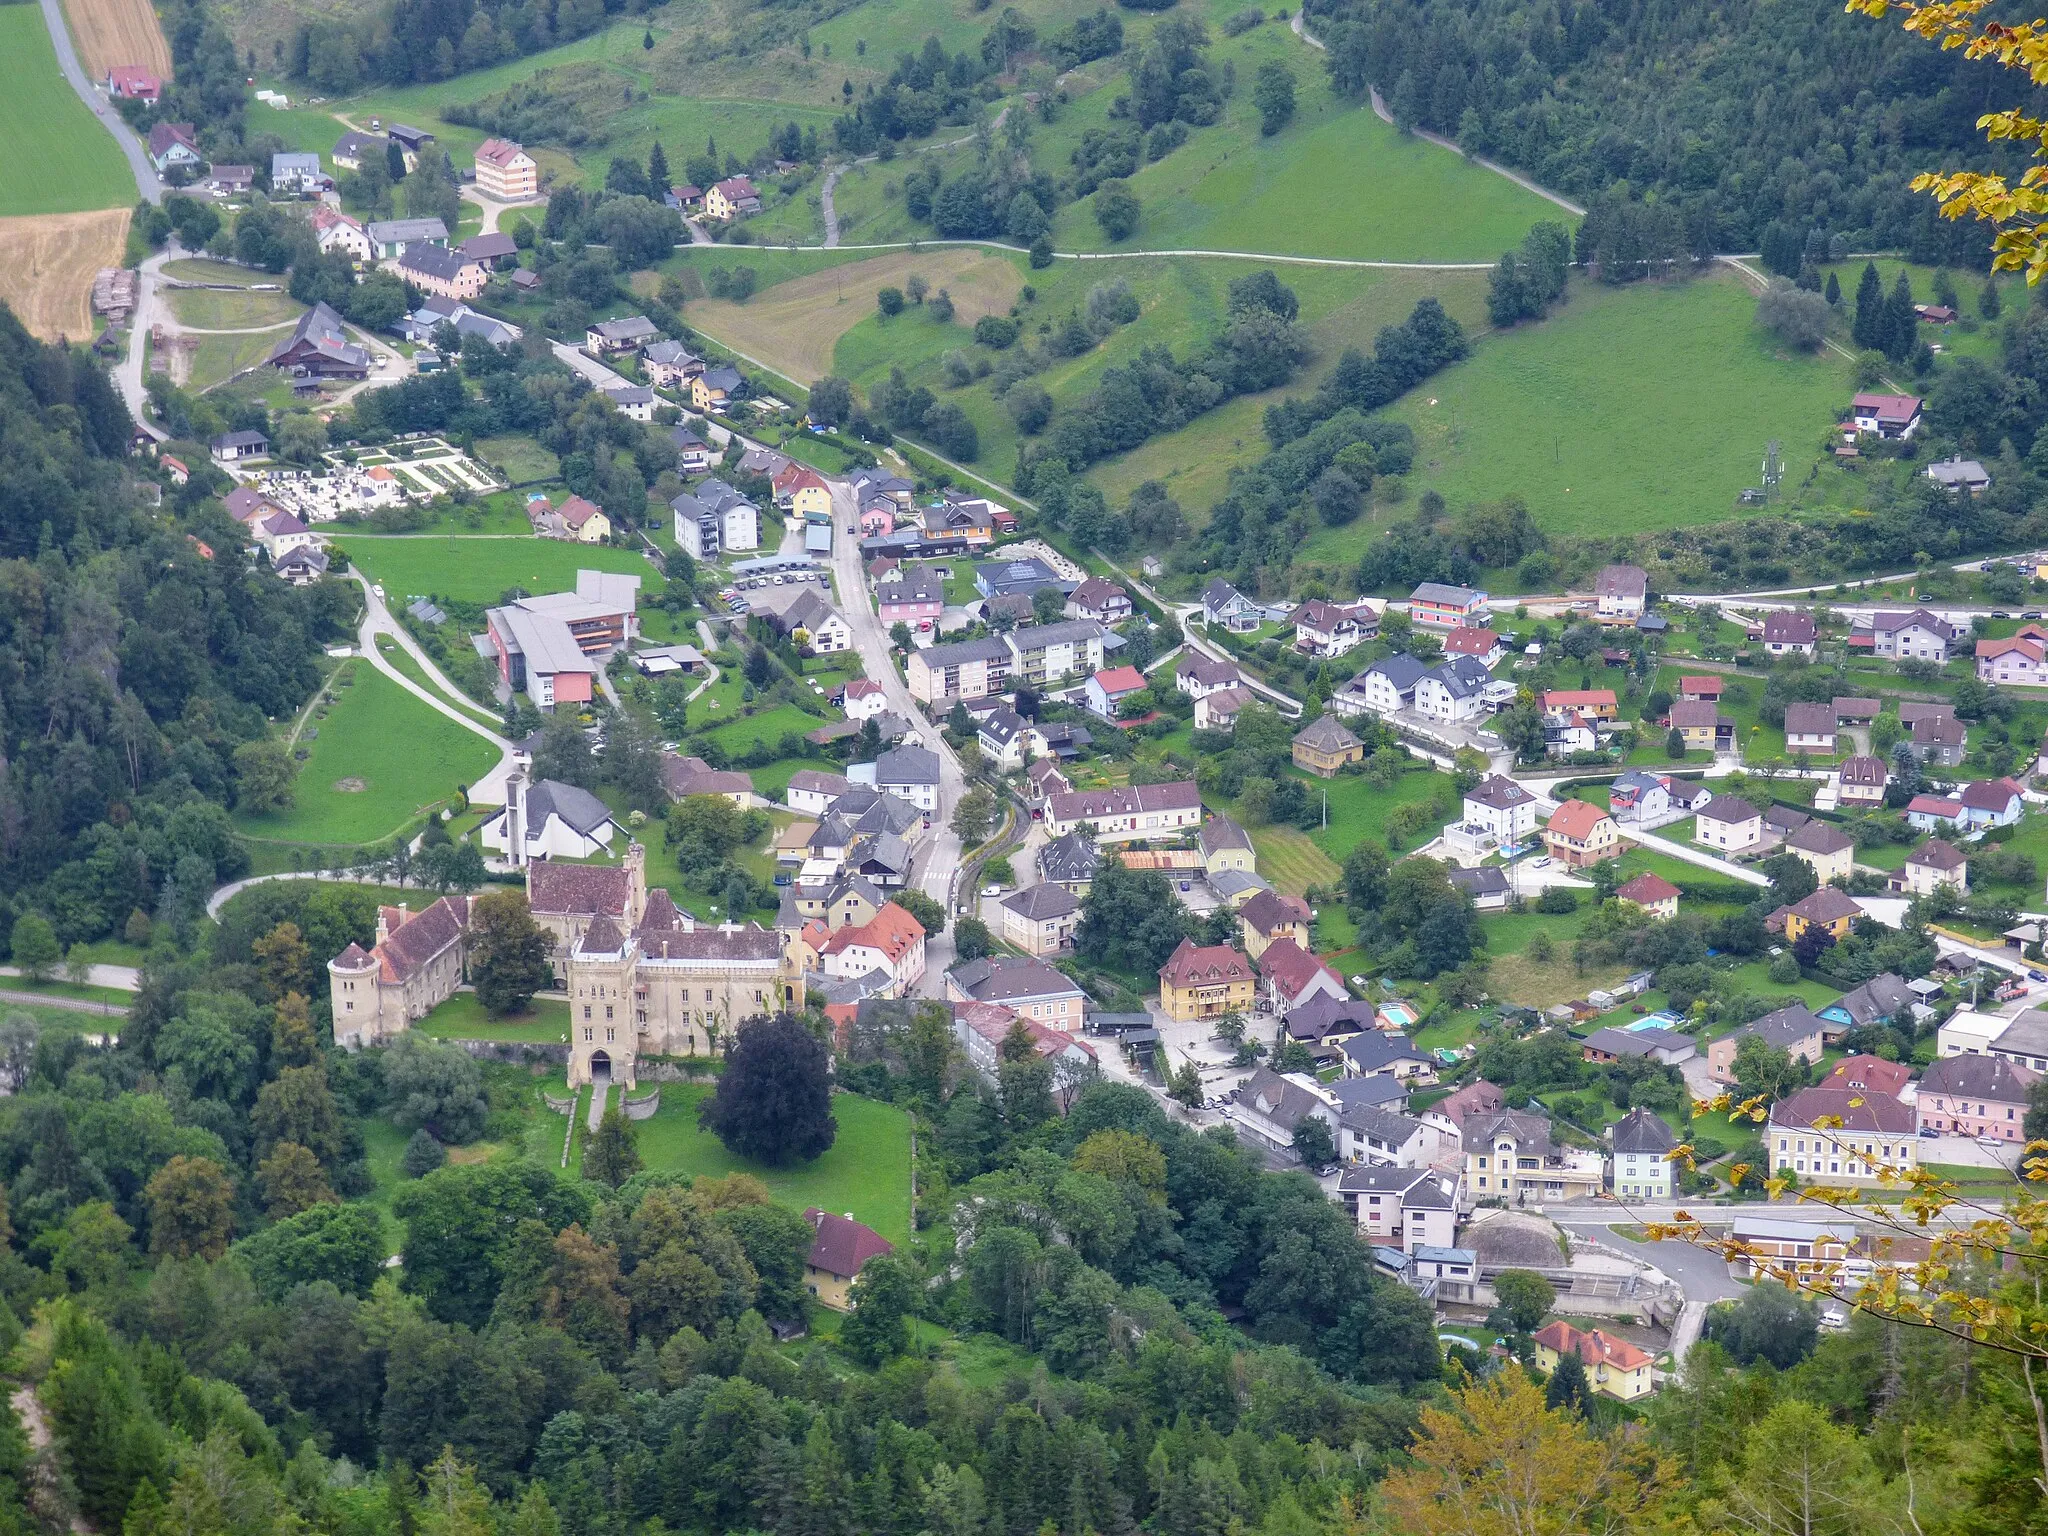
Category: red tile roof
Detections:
[
  {"x1": 1543, "y1": 689, "x2": 1616, "y2": 709},
  {"x1": 820, "y1": 902, "x2": 925, "y2": 964},
  {"x1": 1442, "y1": 626, "x2": 1500, "y2": 656},
  {"x1": 1092, "y1": 665, "x2": 1146, "y2": 694},
  {"x1": 1546, "y1": 800, "x2": 1611, "y2": 840},
  {"x1": 528, "y1": 861, "x2": 635, "y2": 917},
  {"x1": 1771, "y1": 1084, "x2": 1914, "y2": 1134},
  {"x1": 1256, "y1": 937, "x2": 1339, "y2": 1000},
  {"x1": 1534, "y1": 1321, "x2": 1653, "y2": 1372},
  {"x1": 804, "y1": 1209, "x2": 893, "y2": 1279},
  {"x1": 1615, "y1": 873, "x2": 1681, "y2": 905}
]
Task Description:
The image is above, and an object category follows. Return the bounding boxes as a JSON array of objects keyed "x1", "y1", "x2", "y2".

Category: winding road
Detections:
[{"x1": 38, "y1": 0, "x2": 164, "y2": 204}]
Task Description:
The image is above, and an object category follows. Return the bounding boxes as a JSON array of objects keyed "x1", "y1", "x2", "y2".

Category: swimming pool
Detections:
[
  {"x1": 1380, "y1": 1002, "x2": 1419, "y2": 1028},
  {"x1": 1622, "y1": 1012, "x2": 1683, "y2": 1032}
]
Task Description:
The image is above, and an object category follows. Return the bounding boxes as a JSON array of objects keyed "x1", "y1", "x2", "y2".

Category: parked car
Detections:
[
  {"x1": 981, "y1": 884, "x2": 1003, "y2": 897},
  {"x1": 1918, "y1": 1127, "x2": 1940, "y2": 1138}
]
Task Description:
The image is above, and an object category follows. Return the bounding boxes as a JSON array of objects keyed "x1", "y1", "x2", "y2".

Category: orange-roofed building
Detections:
[
  {"x1": 1614, "y1": 872, "x2": 1681, "y2": 919},
  {"x1": 1541, "y1": 688, "x2": 1619, "y2": 719},
  {"x1": 1533, "y1": 1322, "x2": 1656, "y2": 1400},
  {"x1": 1678, "y1": 675, "x2": 1723, "y2": 702},
  {"x1": 1084, "y1": 664, "x2": 1149, "y2": 717},
  {"x1": 772, "y1": 462, "x2": 832, "y2": 519},
  {"x1": 819, "y1": 901, "x2": 927, "y2": 994},
  {"x1": 473, "y1": 137, "x2": 538, "y2": 200},
  {"x1": 1544, "y1": 799, "x2": 1618, "y2": 867}
]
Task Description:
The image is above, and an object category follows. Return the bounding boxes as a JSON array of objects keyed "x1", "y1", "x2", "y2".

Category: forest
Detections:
[{"x1": 1306, "y1": 0, "x2": 2048, "y2": 265}]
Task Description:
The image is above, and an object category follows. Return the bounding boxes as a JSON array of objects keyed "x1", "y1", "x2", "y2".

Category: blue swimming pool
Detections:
[{"x1": 1623, "y1": 1011, "x2": 1683, "y2": 1032}]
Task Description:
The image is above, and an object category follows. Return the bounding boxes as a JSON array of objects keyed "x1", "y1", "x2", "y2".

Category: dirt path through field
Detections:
[
  {"x1": 0, "y1": 209, "x2": 130, "y2": 341},
  {"x1": 62, "y1": 0, "x2": 168, "y2": 80}
]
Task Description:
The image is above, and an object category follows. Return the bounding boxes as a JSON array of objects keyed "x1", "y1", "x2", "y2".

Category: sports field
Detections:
[
  {"x1": 1297, "y1": 269, "x2": 1856, "y2": 561},
  {"x1": 233, "y1": 663, "x2": 500, "y2": 848},
  {"x1": 0, "y1": 209, "x2": 130, "y2": 340},
  {"x1": 334, "y1": 534, "x2": 654, "y2": 606},
  {"x1": 62, "y1": 0, "x2": 170, "y2": 80},
  {"x1": 0, "y1": 6, "x2": 137, "y2": 216}
]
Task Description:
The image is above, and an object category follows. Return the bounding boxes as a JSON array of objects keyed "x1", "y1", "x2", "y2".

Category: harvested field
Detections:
[
  {"x1": 0, "y1": 209, "x2": 130, "y2": 341},
  {"x1": 682, "y1": 248, "x2": 1023, "y2": 384},
  {"x1": 62, "y1": 0, "x2": 171, "y2": 80}
]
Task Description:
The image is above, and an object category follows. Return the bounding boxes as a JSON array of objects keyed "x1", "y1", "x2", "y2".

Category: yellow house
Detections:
[
  {"x1": 1543, "y1": 800, "x2": 1619, "y2": 868},
  {"x1": 1157, "y1": 939, "x2": 1257, "y2": 1021},
  {"x1": 774, "y1": 463, "x2": 833, "y2": 519},
  {"x1": 1291, "y1": 715, "x2": 1363, "y2": 778},
  {"x1": 693, "y1": 364, "x2": 742, "y2": 413},
  {"x1": 1199, "y1": 816, "x2": 1256, "y2": 879},
  {"x1": 556, "y1": 494, "x2": 611, "y2": 544},
  {"x1": 1238, "y1": 889, "x2": 1311, "y2": 960},
  {"x1": 1782, "y1": 886, "x2": 1861, "y2": 944},
  {"x1": 802, "y1": 1209, "x2": 893, "y2": 1311},
  {"x1": 1534, "y1": 1322, "x2": 1655, "y2": 1400}
]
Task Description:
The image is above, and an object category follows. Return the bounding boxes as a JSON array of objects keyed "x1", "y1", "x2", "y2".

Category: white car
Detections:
[
  {"x1": 371, "y1": 583, "x2": 385, "y2": 598},
  {"x1": 980, "y1": 883, "x2": 1004, "y2": 897}
]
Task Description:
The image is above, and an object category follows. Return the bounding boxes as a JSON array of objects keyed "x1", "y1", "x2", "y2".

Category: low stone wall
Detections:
[
  {"x1": 542, "y1": 1090, "x2": 576, "y2": 1115},
  {"x1": 623, "y1": 1087, "x2": 662, "y2": 1121}
]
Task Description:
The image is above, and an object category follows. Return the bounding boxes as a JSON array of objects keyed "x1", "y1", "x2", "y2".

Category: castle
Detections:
[{"x1": 327, "y1": 841, "x2": 805, "y2": 1083}]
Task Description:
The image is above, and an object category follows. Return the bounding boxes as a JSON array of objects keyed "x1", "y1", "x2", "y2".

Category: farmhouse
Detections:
[
  {"x1": 393, "y1": 243, "x2": 487, "y2": 301},
  {"x1": 1761, "y1": 611, "x2": 1818, "y2": 656},
  {"x1": 473, "y1": 138, "x2": 539, "y2": 200},
  {"x1": 1593, "y1": 563, "x2": 1649, "y2": 625},
  {"x1": 706, "y1": 176, "x2": 763, "y2": 219},
  {"x1": 364, "y1": 218, "x2": 449, "y2": 260},
  {"x1": 266, "y1": 303, "x2": 371, "y2": 381},
  {"x1": 1849, "y1": 392, "x2": 1923, "y2": 439},
  {"x1": 802, "y1": 1211, "x2": 892, "y2": 1311}
]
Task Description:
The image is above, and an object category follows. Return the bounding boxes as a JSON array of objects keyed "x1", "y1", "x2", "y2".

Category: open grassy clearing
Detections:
[
  {"x1": 233, "y1": 664, "x2": 499, "y2": 847},
  {"x1": 0, "y1": 209, "x2": 130, "y2": 342},
  {"x1": 602, "y1": 1084, "x2": 913, "y2": 1246},
  {"x1": 334, "y1": 533, "x2": 654, "y2": 606},
  {"x1": 0, "y1": 6, "x2": 136, "y2": 216},
  {"x1": 164, "y1": 258, "x2": 281, "y2": 288},
  {"x1": 686, "y1": 248, "x2": 1024, "y2": 383},
  {"x1": 1298, "y1": 269, "x2": 1857, "y2": 563},
  {"x1": 476, "y1": 435, "x2": 562, "y2": 486},
  {"x1": 1039, "y1": 20, "x2": 1563, "y2": 263},
  {"x1": 414, "y1": 991, "x2": 571, "y2": 1044},
  {"x1": 188, "y1": 330, "x2": 287, "y2": 391},
  {"x1": 683, "y1": 246, "x2": 1489, "y2": 516},
  {"x1": 62, "y1": 0, "x2": 170, "y2": 79},
  {"x1": 1251, "y1": 825, "x2": 1342, "y2": 897},
  {"x1": 165, "y1": 284, "x2": 307, "y2": 330}
]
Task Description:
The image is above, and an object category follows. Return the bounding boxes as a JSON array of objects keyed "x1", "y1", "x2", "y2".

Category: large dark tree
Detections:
[
  {"x1": 697, "y1": 1014, "x2": 838, "y2": 1164},
  {"x1": 468, "y1": 890, "x2": 555, "y2": 1016}
]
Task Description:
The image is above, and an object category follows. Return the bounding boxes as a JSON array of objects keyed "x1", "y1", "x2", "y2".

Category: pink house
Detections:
[
  {"x1": 1917, "y1": 1054, "x2": 2036, "y2": 1141},
  {"x1": 860, "y1": 496, "x2": 898, "y2": 537},
  {"x1": 877, "y1": 571, "x2": 944, "y2": 627}
]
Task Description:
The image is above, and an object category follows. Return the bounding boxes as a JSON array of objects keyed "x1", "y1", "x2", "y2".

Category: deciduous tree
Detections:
[
  {"x1": 697, "y1": 1015, "x2": 838, "y2": 1164},
  {"x1": 144, "y1": 1155, "x2": 237, "y2": 1260},
  {"x1": 468, "y1": 889, "x2": 555, "y2": 1017}
]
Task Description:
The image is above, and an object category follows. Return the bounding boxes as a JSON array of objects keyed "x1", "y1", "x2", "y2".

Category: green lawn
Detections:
[
  {"x1": 335, "y1": 534, "x2": 654, "y2": 606},
  {"x1": 163, "y1": 258, "x2": 279, "y2": 288},
  {"x1": 696, "y1": 703, "x2": 830, "y2": 755},
  {"x1": 1043, "y1": 20, "x2": 1564, "y2": 262},
  {"x1": 413, "y1": 991, "x2": 571, "y2": 1044},
  {"x1": 1302, "y1": 270, "x2": 1857, "y2": 562},
  {"x1": 476, "y1": 436, "x2": 563, "y2": 487},
  {"x1": 0, "y1": 8, "x2": 135, "y2": 215},
  {"x1": 164, "y1": 286, "x2": 306, "y2": 330},
  {"x1": 1299, "y1": 766, "x2": 1458, "y2": 862},
  {"x1": 187, "y1": 330, "x2": 284, "y2": 392},
  {"x1": 234, "y1": 664, "x2": 500, "y2": 848},
  {"x1": 602, "y1": 1085, "x2": 914, "y2": 1246}
]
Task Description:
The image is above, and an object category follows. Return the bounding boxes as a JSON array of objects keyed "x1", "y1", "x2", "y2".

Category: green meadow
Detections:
[
  {"x1": 233, "y1": 664, "x2": 499, "y2": 848},
  {"x1": 334, "y1": 534, "x2": 655, "y2": 606},
  {"x1": 0, "y1": 7, "x2": 136, "y2": 215}
]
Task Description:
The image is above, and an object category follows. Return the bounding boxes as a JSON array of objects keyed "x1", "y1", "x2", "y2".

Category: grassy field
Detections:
[
  {"x1": 1041, "y1": 19, "x2": 1563, "y2": 262},
  {"x1": 0, "y1": 7, "x2": 136, "y2": 216},
  {"x1": 476, "y1": 435, "x2": 562, "y2": 486},
  {"x1": 1294, "y1": 270, "x2": 1855, "y2": 562},
  {"x1": 164, "y1": 258, "x2": 278, "y2": 287},
  {"x1": 187, "y1": 330, "x2": 286, "y2": 392},
  {"x1": 414, "y1": 991, "x2": 571, "y2": 1043},
  {"x1": 599, "y1": 1084, "x2": 913, "y2": 1245},
  {"x1": 680, "y1": 246, "x2": 1490, "y2": 517},
  {"x1": 233, "y1": 664, "x2": 500, "y2": 847},
  {"x1": 335, "y1": 534, "x2": 654, "y2": 606},
  {"x1": 165, "y1": 285, "x2": 307, "y2": 330}
]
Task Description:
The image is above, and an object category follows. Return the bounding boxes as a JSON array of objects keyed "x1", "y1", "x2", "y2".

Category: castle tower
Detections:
[
  {"x1": 566, "y1": 914, "x2": 637, "y2": 1088},
  {"x1": 625, "y1": 840, "x2": 647, "y2": 926},
  {"x1": 327, "y1": 941, "x2": 382, "y2": 1049},
  {"x1": 503, "y1": 765, "x2": 527, "y2": 867}
]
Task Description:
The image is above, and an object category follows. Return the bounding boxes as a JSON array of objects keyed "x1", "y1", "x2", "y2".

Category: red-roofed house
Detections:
[
  {"x1": 107, "y1": 65, "x2": 161, "y2": 101},
  {"x1": 773, "y1": 463, "x2": 832, "y2": 518},
  {"x1": 1084, "y1": 665, "x2": 1149, "y2": 718},
  {"x1": 819, "y1": 902, "x2": 927, "y2": 994},
  {"x1": 1533, "y1": 1322, "x2": 1655, "y2": 1400},
  {"x1": 1979, "y1": 635, "x2": 2048, "y2": 686},
  {"x1": 1542, "y1": 688, "x2": 1618, "y2": 719},
  {"x1": 841, "y1": 678, "x2": 890, "y2": 720},
  {"x1": 555, "y1": 494, "x2": 611, "y2": 544},
  {"x1": 1257, "y1": 937, "x2": 1346, "y2": 1012},
  {"x1": 1441, "y1": 625, "x2": 1505, "y2": 666},
  {"x1": 1849, "y1": 393, "x2": 1924, "y2": 440},
  {"x1": 803, "y1": 1209, "x2": 893, "y2": 1309},
  {"x1": 1614, "y1": 872, "x2": 1681, "y2": 920},
  {"x1": 1678, "y1": 675, "x2": 1724, "y2": 702},
  {"x1": 1544, "y1": 800, "x2": 1618, "y2": 867}
]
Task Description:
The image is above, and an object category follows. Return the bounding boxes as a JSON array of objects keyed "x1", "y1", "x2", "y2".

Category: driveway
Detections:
[{"x1": 38, "y1": 0, "x2": 164, "y2": 204}]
